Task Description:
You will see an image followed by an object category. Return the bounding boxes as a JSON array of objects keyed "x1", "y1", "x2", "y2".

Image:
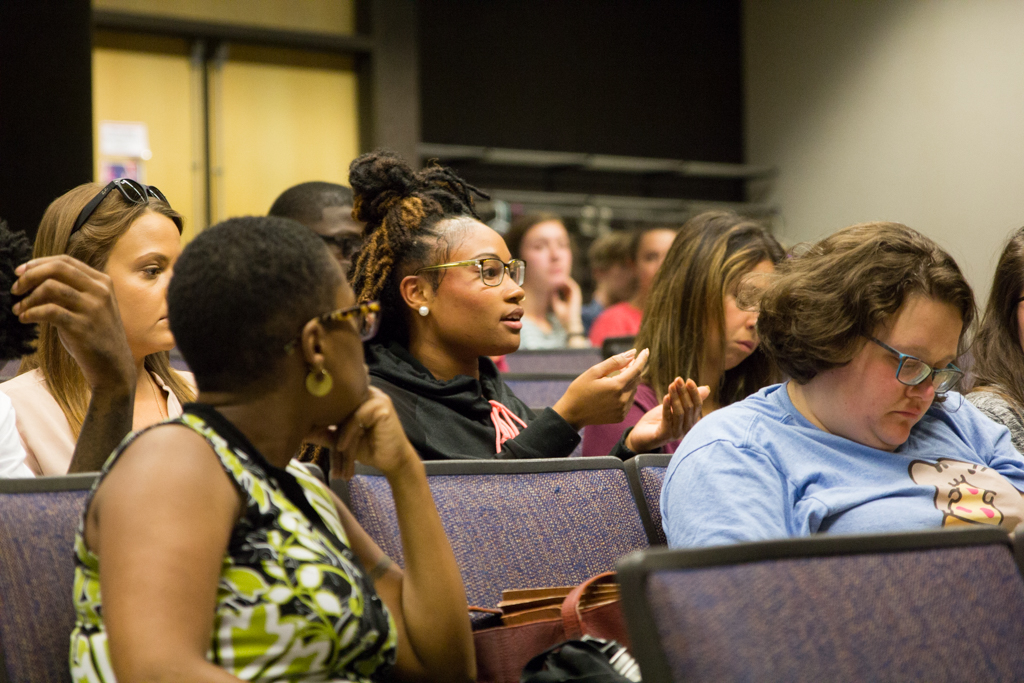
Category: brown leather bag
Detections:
[{"x1": 473, "y1": 572, "x2": 630, "y2": 683}]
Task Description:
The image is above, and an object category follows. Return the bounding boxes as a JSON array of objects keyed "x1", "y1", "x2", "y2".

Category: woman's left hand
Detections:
[{"x1": 625, "y1": 378, "x2": 709, "y2": 453}]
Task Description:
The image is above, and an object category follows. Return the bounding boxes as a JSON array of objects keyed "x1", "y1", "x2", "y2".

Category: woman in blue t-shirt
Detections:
[{"x1": 662, "y1": 221, "x2": 1024, "y2": 548}]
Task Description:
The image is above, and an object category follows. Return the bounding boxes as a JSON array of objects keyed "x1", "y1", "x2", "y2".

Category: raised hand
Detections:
[
  {"x1": 12, "y1": 255, "x2": 135, "y2": 392},
  {"x1": 625, "y1": 377, "x2": 709, "y2": 453}
]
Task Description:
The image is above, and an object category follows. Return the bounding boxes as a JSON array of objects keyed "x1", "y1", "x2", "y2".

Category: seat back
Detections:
[
  {"x1": 334, "y1": 458, "x2": 649, "y2": 610},
  {"x1": 503, "y1": 348, "x2": 602, "y2": 374},
  {"x1": 617, "y1": 527, "x2": 1024, "y2": 683},
  {"x1": 623, "y1": 454, "x2": 672, "y2": 545},
  {"x1": 0, "y1": 475, "x2": 97, "y2": 683},
  {"x1": 502, "y1": 374, "x2": 575, "y2": 409}
]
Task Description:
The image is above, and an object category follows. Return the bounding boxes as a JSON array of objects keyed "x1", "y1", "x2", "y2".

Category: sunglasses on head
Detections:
[{"x1": 72, "y1": 179, "x2": 182, "y2": 235}]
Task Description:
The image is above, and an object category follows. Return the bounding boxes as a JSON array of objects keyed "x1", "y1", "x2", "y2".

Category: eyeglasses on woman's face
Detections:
[
  {"x1": 868, "y1": 336, "x2": 964, "y2": 394},
  {"x1": 285, "y1": 300, "x2": 381, "y2": 353},
  {"x1": 416, "y1": 258, "x2": 526, "y2": 287},
  {"x1": 73, "y1": 178, "x2": 181, "y2": 235}
]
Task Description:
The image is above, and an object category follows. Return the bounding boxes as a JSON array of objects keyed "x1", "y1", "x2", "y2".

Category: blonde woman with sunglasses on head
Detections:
[{"x1": 1, "y1": 179, "x2": 195, "y2": 475}]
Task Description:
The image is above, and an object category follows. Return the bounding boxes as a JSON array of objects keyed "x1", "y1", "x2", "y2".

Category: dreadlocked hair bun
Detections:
[
  {"x1": 349, "y1": 150, "x2": 488, "y2": 311},
  {"x1": 0, "y1": 219, "x2": 39, "y2": 360}
]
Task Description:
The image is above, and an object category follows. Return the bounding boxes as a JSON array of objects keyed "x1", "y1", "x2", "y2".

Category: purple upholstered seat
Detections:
[
  {"x1": 333, "y1": 457, "x2": 649, "y2": 612},
  {"x1": 0, "y1": 474, "x2": 97, "y2": 683},
  {"x1": 617, "y1": 527, "x2": 1024, "y2": 683}
]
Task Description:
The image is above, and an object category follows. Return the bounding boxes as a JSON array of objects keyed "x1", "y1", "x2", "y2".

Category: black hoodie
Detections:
[{"x1": 366, "y1": 341, "x2": 581, "y2": 460}]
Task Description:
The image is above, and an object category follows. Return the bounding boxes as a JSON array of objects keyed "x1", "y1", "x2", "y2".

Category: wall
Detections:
[
  {"x1": 0, "y1": 1, "x2": 93, "y2": 239},
  {"x1": 745, "y1": 0, "x2": 1024, "y2": 305},
  {"x1": 420, "y1": 0, "x2": 743, "y2": 161}
]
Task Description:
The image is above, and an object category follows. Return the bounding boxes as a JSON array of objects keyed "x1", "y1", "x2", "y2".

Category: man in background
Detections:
[{"x1": 269, "y1": 181, "x2": 363, "y2": 276}]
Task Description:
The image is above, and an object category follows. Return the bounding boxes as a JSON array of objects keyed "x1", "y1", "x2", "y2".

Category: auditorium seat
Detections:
[
  {"x1": 502, "y1": 348, "x2": 602, "y2": 374},
  {"x1": 624, "y1": 454, "x2": 672, "y2": 545},
  {"x1": 502, "y1": 373, "x2": 575, "y2": 410},
  {"x1": 333, "y1": 457, "x2": 649, "y2": 613},
  {"x1": 617, "y1": 527, "x2": 1024, "y2": 683},
  {"x1": 0, "y1": 474, "x2": 97, "y2": 683}
]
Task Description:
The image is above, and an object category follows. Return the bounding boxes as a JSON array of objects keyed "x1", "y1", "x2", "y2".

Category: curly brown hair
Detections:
[
  {"x1": 757, "y1": 222, "x2": 975, "y2": 384},
  {"x1": 969, "y1": 226, "x2": 1024, "y2": 406}
]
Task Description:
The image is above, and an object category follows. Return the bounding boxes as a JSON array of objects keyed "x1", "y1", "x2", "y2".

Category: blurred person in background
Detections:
[
  {"x1": 504, "y1": 213, "x2": 589, "y2": 349},
  {"x1": 583, "y1": 212, "x2": 783, "y2": 457},
  {"x1": 589, "y1": 225, "x2": 678, "y2": 347},
  {"x1": 269, "y1": 181, "x2": 363, "y2": 277},
  {"x1": 581, "y1": 231, "x2": 635, "y2": 334},
  {"x1": 1, "y1": 180, "x2": 195, "y2": 475}
]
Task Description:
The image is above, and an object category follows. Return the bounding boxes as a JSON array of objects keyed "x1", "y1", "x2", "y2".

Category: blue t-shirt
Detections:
[{"x1": 661, "y1": 383, "x2": 1024, "y2": 548}]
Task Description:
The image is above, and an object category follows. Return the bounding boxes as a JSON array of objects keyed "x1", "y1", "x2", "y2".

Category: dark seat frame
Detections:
[
  {"x1": 623, "y1": 453, "x2": 672, "y2": 545},
  {"x1": 616, "y1": 526, "x2": 1024, "y2": 683}
]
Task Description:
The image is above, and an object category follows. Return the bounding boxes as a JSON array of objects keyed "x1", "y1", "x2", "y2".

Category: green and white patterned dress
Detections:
[{"x1": 69, "y1": 404, "x2": 397, "y2": 682}]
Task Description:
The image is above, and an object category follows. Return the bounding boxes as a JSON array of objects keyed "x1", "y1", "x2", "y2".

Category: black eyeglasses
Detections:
[
  {"x1": 416, "y1": 258, "x2": 526, "y2": 287},
  {"x1": 284, "y1": 300, "x2": 381, "y2": 353},
  {"x1": 72, "y1": 179, "x2": 181, "y2": 235},
  {"x1": 868, "y1": 336, "x2": 964, "y2": 394}
]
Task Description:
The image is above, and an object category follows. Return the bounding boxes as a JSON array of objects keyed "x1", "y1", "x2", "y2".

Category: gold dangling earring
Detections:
[{"x1": 305, "y1": 367, "x2": 334, "y2": 397}]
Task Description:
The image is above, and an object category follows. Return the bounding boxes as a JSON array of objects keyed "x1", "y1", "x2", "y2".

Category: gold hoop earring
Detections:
[{"x1": 305, "y1": 367, "x2": 333, "y2": 397}]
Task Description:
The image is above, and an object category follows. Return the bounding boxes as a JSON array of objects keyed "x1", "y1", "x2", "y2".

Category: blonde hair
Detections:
[{"x1": 21, "y1": 182, "x2": 195, "y2": 436}]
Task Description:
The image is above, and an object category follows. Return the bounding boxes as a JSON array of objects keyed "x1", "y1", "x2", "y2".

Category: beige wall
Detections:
[
  {"x1": 93, "y1": 35, "x2": 202, "y2": 241},
  {"x1": 210, "y1": 47, "x2": 360, "y2": 221},
  {"x1": 745, "y1": 0, "x2": 1024, "y2": 305}
]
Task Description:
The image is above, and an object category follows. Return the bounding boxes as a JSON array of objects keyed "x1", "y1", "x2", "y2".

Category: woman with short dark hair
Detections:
[
  {"x1": 662, "y1": 222, "x2": 1024, "y2": 548},
  {"x1": 69, "y1": 216, "x2": 475, "y2": 682}
]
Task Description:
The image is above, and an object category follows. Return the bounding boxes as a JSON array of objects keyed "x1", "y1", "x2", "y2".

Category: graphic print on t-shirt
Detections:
[{"x1": 909, "y1": 458, "x2": 1024, "y2": 531}]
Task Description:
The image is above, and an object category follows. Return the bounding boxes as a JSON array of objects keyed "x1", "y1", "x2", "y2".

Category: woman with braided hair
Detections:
[{"x1": 350, "y1": 151, "x2": 650, "y2": 460}]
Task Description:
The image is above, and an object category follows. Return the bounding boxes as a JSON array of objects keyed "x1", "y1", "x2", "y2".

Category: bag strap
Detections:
[{"x1": 560, "y1": 571, "x2": 616, "y2": 640}]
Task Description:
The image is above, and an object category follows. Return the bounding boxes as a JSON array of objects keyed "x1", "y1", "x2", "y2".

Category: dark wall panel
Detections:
[
  {"x1": 419, "y1": 0, "x2": 743, "y2": 162},
  {"x1": 0, "y1": 1, "x2": 93, "y2": 238}
]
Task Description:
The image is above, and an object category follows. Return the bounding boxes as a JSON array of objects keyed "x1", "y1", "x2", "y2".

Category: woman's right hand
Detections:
[
  {"x1": 625, "y1": 377, "x2": 710, "y2": 453},
  {"x1": 11, "y1": 255, "x2": 135, "y2": 393},
  {"x1": 552, "y1": 348, "x2": 650, "y2": 429},
  {"x1": 329, "y1": 387, "x2": 420, "y2": 482}
]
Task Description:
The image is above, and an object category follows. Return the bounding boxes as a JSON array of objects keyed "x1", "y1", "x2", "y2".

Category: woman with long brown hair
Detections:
[
  {"x1": 1, "y1": 179, "x2": 195, "y2": 474},
  {"x1": 968, "y1": 226, "x2": 1024, "y2": 452},
  {"x1": 582, "y1": 211, "x2": 784, "y2": 457}
]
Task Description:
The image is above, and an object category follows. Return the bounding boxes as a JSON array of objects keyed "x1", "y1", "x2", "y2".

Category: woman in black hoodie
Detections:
[{"x1": 349, "y1": 151, "x2": 651, "y2": 460}]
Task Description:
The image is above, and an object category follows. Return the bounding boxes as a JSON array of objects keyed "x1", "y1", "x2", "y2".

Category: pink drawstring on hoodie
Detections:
[{"x1": 488, "y1": 400, "x2": 528, "y2": 453}]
